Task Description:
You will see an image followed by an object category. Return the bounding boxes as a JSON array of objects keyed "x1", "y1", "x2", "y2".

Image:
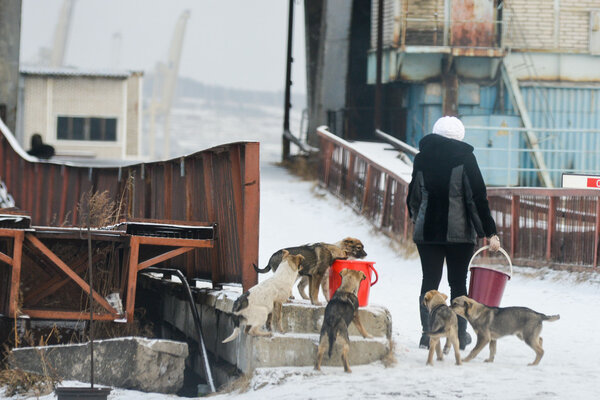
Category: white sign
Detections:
[{"x1": 561, "y1": 173, "x2": 600, "y2": 189}]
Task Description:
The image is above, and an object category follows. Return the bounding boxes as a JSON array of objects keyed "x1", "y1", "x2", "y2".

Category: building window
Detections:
[{"x1": 57, "y1": 116, "x2": 117, "y2": 141}]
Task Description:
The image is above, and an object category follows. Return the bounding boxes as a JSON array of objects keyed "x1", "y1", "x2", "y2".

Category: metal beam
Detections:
[{"x1": 501, "y1": 61, "x2": 554, "y2": 188}]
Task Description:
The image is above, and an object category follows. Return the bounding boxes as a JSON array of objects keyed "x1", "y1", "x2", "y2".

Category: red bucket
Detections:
[
  {"x1": 329, "y1": 260, "x2": 378, "y2": 307},
  {"x1": 468, "y1": 246, "x2": 512, "y2": 307}
]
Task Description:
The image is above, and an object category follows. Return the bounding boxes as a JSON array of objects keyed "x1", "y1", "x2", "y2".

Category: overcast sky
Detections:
[{"x1": 20, "y1": 0, "x2": 307, "y2": 94}]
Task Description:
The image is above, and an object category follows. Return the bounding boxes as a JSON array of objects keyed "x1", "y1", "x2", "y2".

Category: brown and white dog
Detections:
[
  {"x1": 254, "y1": 238, "x2": 367, "y2": 305},
  {"x1": 451, "y1": 296, "x2": 560, "y2": 365},
  {"x1": 222, "y1": 251, "x2": 304, "y2": 343},
  {"x1": 422, "y1": 290, "x2": 461, "y2": 366}
]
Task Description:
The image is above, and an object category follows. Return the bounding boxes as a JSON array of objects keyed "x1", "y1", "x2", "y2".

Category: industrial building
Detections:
[
  {"x1": 304, "y1": 0, "x2": 600, "y2": 187},
  {"x1": 18, "y1": 66, "x2": 144, "y2": 161}
]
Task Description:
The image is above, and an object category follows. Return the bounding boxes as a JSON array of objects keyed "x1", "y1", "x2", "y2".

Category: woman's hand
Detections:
[{"x1": 489, "y1": 235, "x2": 501, "y2": 252}]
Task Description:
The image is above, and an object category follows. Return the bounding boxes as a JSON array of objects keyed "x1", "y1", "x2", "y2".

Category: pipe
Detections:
[{"x1": 143, "y1": 267, "x2": 216, "y2": 393}]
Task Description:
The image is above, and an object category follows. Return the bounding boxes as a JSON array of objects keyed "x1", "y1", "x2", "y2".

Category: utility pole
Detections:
[
  {"x1": 374, "y1": 0, "x2": 384, "y2": 131},
  {"x1": 282, "y1": 0, "x2": 294, "y2": 161}
]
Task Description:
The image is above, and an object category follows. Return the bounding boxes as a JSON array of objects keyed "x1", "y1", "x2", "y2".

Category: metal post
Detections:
[
  {"x1": 374, "y1": 0, "x2": 384, "y2": 131},
  {"x1": 282, "y1": 0, "x2": 294, "y2": 160},
  {"x1": 87, "y1": 202, "x2": 94, "y2": 388}
]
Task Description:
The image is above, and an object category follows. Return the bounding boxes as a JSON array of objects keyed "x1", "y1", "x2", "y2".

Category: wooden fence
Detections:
[{"x1": 317, "y1": 126, "x2": 600, "y2": 271}]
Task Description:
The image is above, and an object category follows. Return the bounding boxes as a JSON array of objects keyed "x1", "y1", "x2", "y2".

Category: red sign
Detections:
[{"x1": 587, "y1": 177, "x2": 600, "y2": 188}]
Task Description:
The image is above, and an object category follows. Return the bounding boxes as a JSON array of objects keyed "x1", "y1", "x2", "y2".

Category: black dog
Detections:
[{"x1": 314, "y1": 269, "x2": 371, "y2": 373}]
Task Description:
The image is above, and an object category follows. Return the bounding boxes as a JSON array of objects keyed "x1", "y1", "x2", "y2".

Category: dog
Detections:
[
  {"x1": 422, "y1": 290, "x2": 461, "y2": 366},
  {"x1": 254, "y1": 238, "x2": 367, "y2": 305},
  {"x1": 314, "y1": 269, "x2": 372, "y2": 373},
  {"x1": 222, "y1": 251, "x2": 304, "y2": 343},
  {"x1": 451, "y1": 296, "x2": 560, "y2": 365}
]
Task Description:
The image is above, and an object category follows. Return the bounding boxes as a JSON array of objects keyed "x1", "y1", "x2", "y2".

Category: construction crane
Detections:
[
  {"x1": 50, "y1": 0, "x2": 76, "y2": 67},
  {"x1": 147, "y1": 10, "x2": 190, "y2": 159}
]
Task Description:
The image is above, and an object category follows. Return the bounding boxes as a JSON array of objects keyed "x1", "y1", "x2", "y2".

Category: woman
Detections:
[{"x1": 407, "y1": 116, "x2": 500, "y2": 349}]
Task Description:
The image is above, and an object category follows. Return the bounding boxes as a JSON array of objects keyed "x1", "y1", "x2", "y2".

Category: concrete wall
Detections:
[{"x1": 0, "y1": 0, "x2": 22, "y2": 133}]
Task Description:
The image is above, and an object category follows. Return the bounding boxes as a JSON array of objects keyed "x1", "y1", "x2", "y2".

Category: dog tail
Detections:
[
  {"x1": 425, "y1": 326, "x2": 446, "y2": 336},
  {"x1": 222, "y1": 327, "x2": 240, "y2": 343},
  {"x1": 543, "y1": 314, "x2": 560, "y2": 322},
  {"x1": 253, "y1": 263, "x2": 271, "y2": 273}
]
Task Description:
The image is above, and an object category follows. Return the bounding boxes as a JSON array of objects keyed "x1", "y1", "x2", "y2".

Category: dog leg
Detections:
[
  {"x1": 341, "y1": 337, "x2": 352, "y2": 373},
  {"x1": 435, "y1": 340, "x2": 443, "y2": 361},
  {"x1": 297, "y1": 276, "x2": 310, "y2": 300},
  {"x1": 321, "y1": 269, "x2": 330, "y2": 301},
  {"x1": 462, "y1": 333, "x2": 490, "y2": 362},
  {"x1": 352, "y1": 314, "x2": 373, "y2": 339},
  {"x1": 309, "y1": 274, "x2": 324, "y2": 305},
  {"x1": 248, "y1": 325, "x2": 272, "y2": 337},
  {"x1": 273, "y1": 301, "x2": 284, "y2": 333},
  {"x1": 443, "y1": 338, "x2": 451, "y2": 355},
  {"x1": 485, "y1": 340, "x2": 497, "y2": 363},
  {"x1": 451, "y1": 334, "x2": 462, "y2": 365},
  {"x1": 526, "y1": 335, "x2": 544, "y2": 366},
  {"x1": 426, "y1": 338, "x2": 438, "y2": 365},
  {"x1": 315, "y1": 334, "x2": 327, "y2": 371}
]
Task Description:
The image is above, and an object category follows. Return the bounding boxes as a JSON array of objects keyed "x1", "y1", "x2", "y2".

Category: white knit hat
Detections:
[{"x1": 432, "y1": 116, "x2": 465, "y2": 141}]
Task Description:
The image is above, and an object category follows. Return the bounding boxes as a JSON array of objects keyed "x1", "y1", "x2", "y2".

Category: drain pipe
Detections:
[{"x1": 143, "y1": 267, "x2": 216, "y2": 393}]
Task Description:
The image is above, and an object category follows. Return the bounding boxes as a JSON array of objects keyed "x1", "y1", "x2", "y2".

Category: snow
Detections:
[{"x1": 3, "y1": 104, "x2": 600, "y2": 399}]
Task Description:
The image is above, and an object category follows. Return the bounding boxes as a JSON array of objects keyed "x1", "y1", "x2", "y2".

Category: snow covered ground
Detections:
[{"x1": 3, "y1": 103, "x2": 600, "y2": 399}]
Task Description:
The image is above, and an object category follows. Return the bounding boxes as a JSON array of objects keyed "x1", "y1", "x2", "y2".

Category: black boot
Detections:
[
  {"x1": 418, "y1": 294, "x2": 430, "y2": 349},
  {"x1": 457, "y1": 316, "x2": 471, "y2": 350}
]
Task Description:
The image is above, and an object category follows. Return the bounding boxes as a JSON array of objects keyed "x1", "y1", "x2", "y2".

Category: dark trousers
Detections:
[{"x1": 417, "y1": 243, "x2": 475, "y2": 301}]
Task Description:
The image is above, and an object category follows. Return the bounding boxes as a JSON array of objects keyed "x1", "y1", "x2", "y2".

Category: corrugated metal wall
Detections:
[
  {"x1": 0, "y1": 130, "x2": 260, "y2": 290},
  {"x1": 520, "y1": 85, "x2": 600, "y2": 186},
  {"x1": 404, "y1": 81, "x2": 600, "y2": 187}
]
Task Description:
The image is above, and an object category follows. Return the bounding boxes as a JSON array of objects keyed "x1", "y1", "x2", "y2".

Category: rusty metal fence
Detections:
[
  {"x1": 317, "y1": 126, "x2": 600, "y2": 271},
  {"x1": 0, "y1": 122, "x2": 259, "y2": 292}
]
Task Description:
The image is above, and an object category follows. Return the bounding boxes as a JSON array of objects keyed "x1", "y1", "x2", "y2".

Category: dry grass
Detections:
[
  {"x1": 1, "y1": 327, "x2": 62, "y2": 397},
  {"x1": 211, "y1": 373, "x2": 250, "y2": 395},
  {"x1": 0, "y1": 368, "x2": 58, "y2": 397},
  {"x1": 278, "y1": 154, "x2": 319, "y2": 181}
]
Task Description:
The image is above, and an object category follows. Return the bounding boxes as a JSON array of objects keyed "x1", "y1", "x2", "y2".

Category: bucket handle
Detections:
[
  {"x1": 368, "y1": 264, "x2": 378, "y2": 286},
  {"x1": 468, "y1": 245, "x2": 513, "y2": 279}
]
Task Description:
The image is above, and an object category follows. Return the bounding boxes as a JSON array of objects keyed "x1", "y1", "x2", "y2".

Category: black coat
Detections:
[{"x1": 407, "y1": 134, "x2": 497, "y2": 244}]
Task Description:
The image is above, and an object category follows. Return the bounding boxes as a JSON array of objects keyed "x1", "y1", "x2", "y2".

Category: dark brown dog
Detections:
[
  {"x1": 254, "y1": 238, "x2": 367, "y2": 305},
  {"x1": 451, "y1": 296, "x2": 560, "y2": 365},
  {"x1": 314, "y1": 269, "x2": 372, "y2": 373}
]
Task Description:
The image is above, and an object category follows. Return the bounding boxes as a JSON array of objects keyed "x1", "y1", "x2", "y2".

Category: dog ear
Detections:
[
  {"x1": 441, "y1": 293, "x2": 448, "y2": 301},
  {"x1": 359, "y1": 271, "x2": 367, "y2": 281},
  {"x1": 340, "y1": 268, "x2": 349, "y2": 278},
  {"x1": 282, "y1": 249, "x2": 289, "y2": 258},
  {"x1": 424, "y1": 291, "x2": 433, "y2": 302}
]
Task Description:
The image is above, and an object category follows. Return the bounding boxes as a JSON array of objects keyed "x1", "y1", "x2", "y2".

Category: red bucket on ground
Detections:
[
  {"x1": 467, "y1": 246, "x2": 512, "y2": 307},
  {"x1": 329, "y1": 260, "x2": 378, "y2": 307}
]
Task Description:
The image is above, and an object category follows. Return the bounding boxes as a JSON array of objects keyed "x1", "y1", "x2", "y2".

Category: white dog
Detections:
[{"x1": 222, "y1": 251, "x2": 304, "y2": 343}]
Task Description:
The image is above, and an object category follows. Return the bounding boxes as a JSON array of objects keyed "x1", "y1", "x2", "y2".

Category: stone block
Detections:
[{"x1": 11, "y1": 337, "x2": 187, "y2": 394}]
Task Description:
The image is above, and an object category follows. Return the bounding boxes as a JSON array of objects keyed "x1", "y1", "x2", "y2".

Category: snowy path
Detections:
[
  {"x1": 3, "y1": 159, "x2": 599, "y2": 399},
  {"x1": 215, "y1": 161, "x2": 600, "y2": 399}
]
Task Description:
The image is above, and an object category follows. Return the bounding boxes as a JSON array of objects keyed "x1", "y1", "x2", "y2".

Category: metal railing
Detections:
[{"x1": 317, "y1": 126, "x2": 600, "y2": 270}]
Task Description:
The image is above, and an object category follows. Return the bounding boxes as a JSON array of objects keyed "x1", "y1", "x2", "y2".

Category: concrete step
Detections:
[
  {"x1": 154, "y1": 281, "x2": 393, "y2": 374},
  {"x1": 279, "y1": 301, "x2": 391, "y2": 338},
  {"x1": 227, "y1": 332, "x2": 390, "y2": 372}
]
